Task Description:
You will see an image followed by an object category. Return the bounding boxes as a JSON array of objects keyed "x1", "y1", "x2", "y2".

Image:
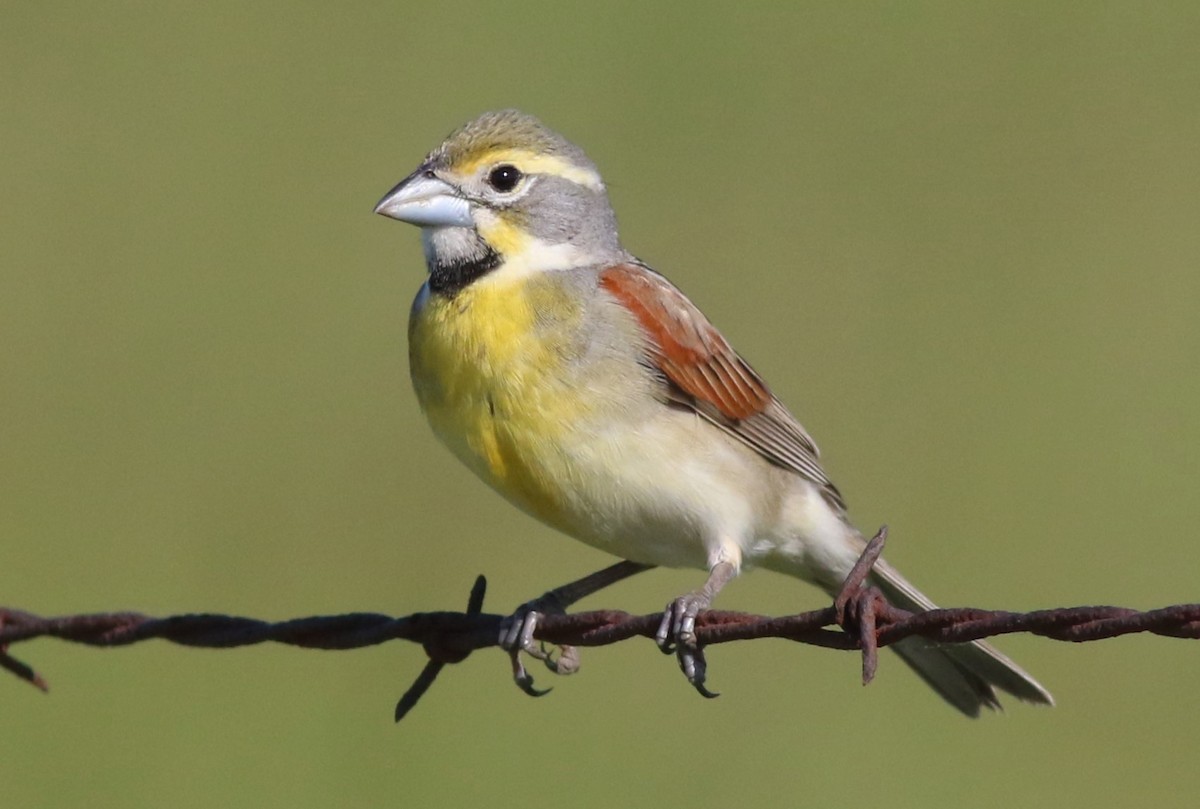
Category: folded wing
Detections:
[{"x1": 599, "y1": 262, "x2": 845, "y2": 511}]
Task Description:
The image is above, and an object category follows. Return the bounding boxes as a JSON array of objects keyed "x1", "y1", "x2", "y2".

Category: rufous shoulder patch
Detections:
[{"x1": 599, "y1": 263, "x2": 771, "y2": 421}]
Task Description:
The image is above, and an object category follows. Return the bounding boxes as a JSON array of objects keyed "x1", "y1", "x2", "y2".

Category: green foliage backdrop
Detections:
[{"x1": 3, "y1": 4, "x2": 1199, "y2": 807}]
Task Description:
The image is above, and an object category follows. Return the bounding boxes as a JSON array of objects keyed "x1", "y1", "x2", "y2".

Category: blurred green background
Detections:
[{"x1": 3, "y1": 3, "x2": 1199, "y2": 807}]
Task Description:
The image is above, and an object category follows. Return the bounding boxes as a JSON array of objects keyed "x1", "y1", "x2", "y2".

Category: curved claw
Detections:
[
  {"x1": 500, "y1": 603, "x2": 583, "y2": 695},
  {"x1": 511, "y1": 650, "x2": 553, "y2": 697},
  {"x1": 502, "y1": 608, "x2": 547, "y2": 696},
  {"x1": 495, "y1": 563, "x2": 652, "y2": 702},
  {"x1": 677, "y1": 645, "x2": 720, "y2": 699},
  {"x1": 657, "y1": 591, "x2": 721, "y2": 697}
]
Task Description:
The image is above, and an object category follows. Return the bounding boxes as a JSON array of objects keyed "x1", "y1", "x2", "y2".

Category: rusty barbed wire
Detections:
[{"x1": 2, "y1": 530, "x2": 1198, "y2": 720}]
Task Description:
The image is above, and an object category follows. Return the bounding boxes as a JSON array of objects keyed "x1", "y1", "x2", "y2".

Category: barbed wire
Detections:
[{"x1": 3, "y1": 529, "x2": 1198, "y2": 720}]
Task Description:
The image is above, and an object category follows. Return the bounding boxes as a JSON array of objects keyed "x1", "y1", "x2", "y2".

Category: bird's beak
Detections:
[{"x1": 373, "y1": 169, "x2": 473, "y2": 228}]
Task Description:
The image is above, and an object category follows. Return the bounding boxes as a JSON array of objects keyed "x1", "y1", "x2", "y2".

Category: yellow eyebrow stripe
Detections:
[{"x1": 459, "y1": 149, "x2": 604, "y2": 192}]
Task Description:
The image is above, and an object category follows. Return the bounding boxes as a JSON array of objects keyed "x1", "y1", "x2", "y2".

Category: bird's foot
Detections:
[
  {"x1": 655, "y1": 592, "x2": 720, "y2": 699},
  {"x1": 497, "y1": 561, "x2": 653, "y2": 698},
  {"x1": 499, "y1": 598, "x2": 580, "y2": 698}
]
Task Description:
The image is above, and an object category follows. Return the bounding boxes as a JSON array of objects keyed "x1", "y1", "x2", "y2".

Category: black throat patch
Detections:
[{"x1": 427, "y1": 246, "x2": 502, "y2": 296}]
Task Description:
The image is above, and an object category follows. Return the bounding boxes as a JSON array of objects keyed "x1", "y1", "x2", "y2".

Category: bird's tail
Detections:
[{"x1": 867, "y1": 557, "x2": 1054, "y2": 716}]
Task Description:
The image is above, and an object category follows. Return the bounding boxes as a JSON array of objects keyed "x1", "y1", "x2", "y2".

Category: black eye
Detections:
[{"x1": 487, "y1": 164, "x2": 523, "y2": 192}]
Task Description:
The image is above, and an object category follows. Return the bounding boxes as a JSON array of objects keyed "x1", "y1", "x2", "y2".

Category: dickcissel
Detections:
[{"x1": 375, "y1": 109, "x2": 1053, "y2": 716}]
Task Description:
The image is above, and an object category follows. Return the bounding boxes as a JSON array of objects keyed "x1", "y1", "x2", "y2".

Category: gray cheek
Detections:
[{"x1": 522, "y1": 178, "x2": 621, "y2": 254}]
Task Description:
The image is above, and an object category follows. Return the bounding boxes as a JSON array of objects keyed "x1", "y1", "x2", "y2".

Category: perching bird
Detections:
[{"x1": 374, "y1": 109, "x2": 1053, "y2": 716}]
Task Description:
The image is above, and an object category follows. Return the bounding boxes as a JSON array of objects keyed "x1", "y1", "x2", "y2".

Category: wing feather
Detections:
[{"x1": 599, "y1": 262, "x2": 845, "y2": 511}]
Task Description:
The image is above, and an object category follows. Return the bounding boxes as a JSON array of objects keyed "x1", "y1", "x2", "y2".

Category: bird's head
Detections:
[{"x1": 375, "y1": 110, "x2": 623, "y2": 291}]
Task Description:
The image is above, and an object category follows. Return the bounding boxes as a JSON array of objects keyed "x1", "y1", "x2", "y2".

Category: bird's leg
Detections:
[
  {"x1": 655, "y1": 560, "x2": 738, "y2": 698},
  {"x1": 501, "y1": 560, "x2": 652, "y2": 696}
]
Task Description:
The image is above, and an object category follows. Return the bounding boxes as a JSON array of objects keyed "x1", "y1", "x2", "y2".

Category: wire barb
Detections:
[
  {"x1": 833, "y1": 526, "x2": 890, "y2": 685},
  {"x1": 394, "y1": 574, "x2": 488, "y2": 722},
  {"x1": 3, "y1": 533, "x2": 1199, "y2": 721}
]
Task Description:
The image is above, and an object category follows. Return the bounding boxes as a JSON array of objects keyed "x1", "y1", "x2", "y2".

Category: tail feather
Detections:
[{"x1": 870, "y1": 558, "x2": 1054, "y2": 717}]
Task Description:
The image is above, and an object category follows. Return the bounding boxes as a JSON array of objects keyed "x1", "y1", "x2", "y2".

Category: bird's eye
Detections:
[{"x1": 487, "y1": 164, "x2": 524, "y2": 193}]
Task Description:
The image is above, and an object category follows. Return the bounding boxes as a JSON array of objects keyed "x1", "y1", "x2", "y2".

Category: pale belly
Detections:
[
  {"x1": 407, "y1": 276, "x2": 791, "y2": 570},
  {"x1": 423, "y1": 385, "x2": 781, "y2": 569}
]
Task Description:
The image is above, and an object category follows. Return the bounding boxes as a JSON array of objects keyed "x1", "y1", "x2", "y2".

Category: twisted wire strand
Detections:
[{"x1": 3, "y1": 531, "x2": 1197, "y2": 718}]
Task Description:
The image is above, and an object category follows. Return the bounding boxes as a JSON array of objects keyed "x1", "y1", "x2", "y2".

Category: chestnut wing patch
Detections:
[
  {"x1": 600, "y1": 263, "x2": 770, "y2": 420},
  {"x1": 599, "y1": 262, "x2": 844, "y2": 510}
]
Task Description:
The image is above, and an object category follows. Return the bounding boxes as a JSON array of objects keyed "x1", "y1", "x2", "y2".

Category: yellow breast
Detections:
[{"x1": 407, "y1": 271, "x2": 588, "y2": 528}]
